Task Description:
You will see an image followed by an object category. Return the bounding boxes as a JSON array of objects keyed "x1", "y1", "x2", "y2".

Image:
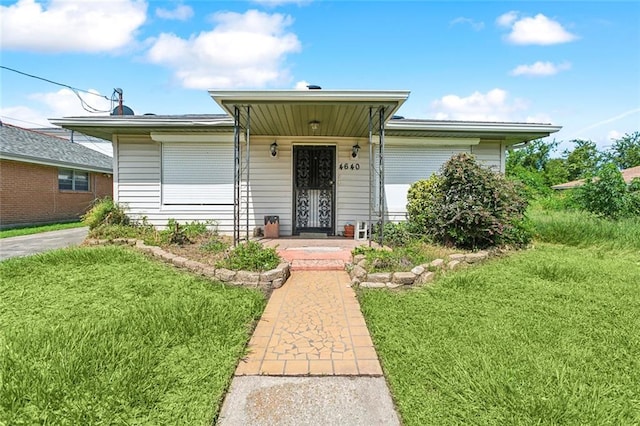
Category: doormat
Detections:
[{"x1": 298, "y1": 232, "x2": 328, "y2": 239}]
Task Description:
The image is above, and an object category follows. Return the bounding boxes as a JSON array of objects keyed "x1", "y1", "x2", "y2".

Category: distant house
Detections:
[
  {"x1": 52, "y1": 89, "x2": 560, "y2": 241},
  {"x1": 33, "y1": 127, "x2": 113, "y2": 157},
  {"x1": 0, "y1": 122, "x2": 113, "y2": 228},
  {"x1": 552, "y1": 165, "x2": 640, "y2": 190}
]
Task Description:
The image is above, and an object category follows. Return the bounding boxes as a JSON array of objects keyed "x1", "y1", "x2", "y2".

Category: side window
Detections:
[{"x1": 59, "y1": 169, "x2": 90, "y2": 191}]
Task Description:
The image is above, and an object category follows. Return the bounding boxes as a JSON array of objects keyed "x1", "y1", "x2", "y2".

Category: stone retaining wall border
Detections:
[
  {"x1": 348, "y1": 249, "x2": 498, "y2": 289},
  {"x1": 85, "y1": 238, "x2": 290, "y2": 290}
]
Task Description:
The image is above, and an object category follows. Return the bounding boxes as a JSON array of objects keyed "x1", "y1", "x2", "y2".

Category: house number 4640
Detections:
[{"x1": 339, "y1": 163, "x2": 360, "y2": 170}]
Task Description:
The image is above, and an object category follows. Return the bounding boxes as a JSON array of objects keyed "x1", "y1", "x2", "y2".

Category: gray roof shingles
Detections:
[{"x1": 0, "y1": 124, "x2": 112, "y2": 172}]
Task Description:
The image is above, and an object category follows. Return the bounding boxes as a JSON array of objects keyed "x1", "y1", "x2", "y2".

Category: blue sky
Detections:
[{"x1": 1, "y1": 0, "x2": 638, "y2": 153}]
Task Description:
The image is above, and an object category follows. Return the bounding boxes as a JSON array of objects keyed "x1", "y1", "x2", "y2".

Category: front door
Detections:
[{"x1": 293, "y1": 146, "x2": 335, "y2": 235}]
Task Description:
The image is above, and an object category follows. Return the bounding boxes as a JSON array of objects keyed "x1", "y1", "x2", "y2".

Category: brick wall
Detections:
[{"x1": 0, "y1": 159, "x2": 113, "y2": 228}]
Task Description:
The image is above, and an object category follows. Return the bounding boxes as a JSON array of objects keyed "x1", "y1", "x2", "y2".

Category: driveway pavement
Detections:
[{"x1": 0, "y1": 227, "x2": 89, "y2": 261}]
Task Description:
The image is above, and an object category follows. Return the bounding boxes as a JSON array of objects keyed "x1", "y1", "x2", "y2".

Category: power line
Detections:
[
  {"x1": 0, "y1": 65, "x2": 115, "y2": 113},
  {"x1": 0, "y1": 65, "x2": 109, "y2": 99}
]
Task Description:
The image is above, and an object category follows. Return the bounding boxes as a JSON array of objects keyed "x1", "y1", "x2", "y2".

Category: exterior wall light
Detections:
[
  {"x1": 309, "y1": 120, "x2": 320, "y2": 132},
  {"x1": 270, "y1": 141, "x2": 278, "y2": 158},
  {"x1": 351, "y1": 143, "x2": 360, "y2": 159}
]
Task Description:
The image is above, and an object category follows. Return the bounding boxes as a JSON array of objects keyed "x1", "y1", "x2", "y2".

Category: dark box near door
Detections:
[{"x1": 264, "y1": 216, "x2": 279, "y2": 238}]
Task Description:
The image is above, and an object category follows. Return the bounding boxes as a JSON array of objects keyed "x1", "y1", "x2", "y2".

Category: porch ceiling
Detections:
[{"x1": 209, "y1": 90, "x2": 410, "y2": 138}]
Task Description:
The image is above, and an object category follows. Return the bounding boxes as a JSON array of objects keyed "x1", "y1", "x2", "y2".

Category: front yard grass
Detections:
[
  {"x1": 0, "y1": 221, "x2": 85, "y2": 238},
  {"x1": 359, "y1": 244, "x2": 640, "y2": 425},
  {"x1": 0, "y1": 246, "x2": 265, "y2": 425}
]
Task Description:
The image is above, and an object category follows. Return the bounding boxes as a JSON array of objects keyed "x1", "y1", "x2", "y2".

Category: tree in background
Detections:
[
  {"x1": 563, "y1": 139, "x2": 602, "y2": 181},
  {"x1": 575, "y1": 163, "x2": 638, "y2": 219},
  {"x1": 506, "y1": 139, "x2": 567, "y2": 198},
  {"x1": 607, "y1": 131, "x2": 640, "y2": 169}
]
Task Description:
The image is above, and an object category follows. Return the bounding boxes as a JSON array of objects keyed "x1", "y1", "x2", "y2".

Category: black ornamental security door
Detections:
[{"x1": 293, "y1": 146, "x2": 335, "y2": 235}]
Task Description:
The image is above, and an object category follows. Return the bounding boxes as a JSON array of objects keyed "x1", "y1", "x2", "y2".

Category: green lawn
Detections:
[
  {"x1": 359, "y1": 244, "x2": 640, "y2": 425},
  {"x1": 0, "y1": 221, "x2": 85, "y2": 238},
  {"x1": 0, "y1": 246, "x2": 265, "y2": 425}
]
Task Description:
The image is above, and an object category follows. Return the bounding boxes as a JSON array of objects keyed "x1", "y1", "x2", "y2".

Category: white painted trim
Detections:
[
  {"x1": 386, "y1": 120, "x2": 562, "y2": 133},
  {"x1": 384, "y1": 137, "x2": 480, "y2": 146},
  {"x1": 150, "y1": 132, "x2": 234, "y2": 143},
  {"x1": 113, "y1": 134, "x2": 119, "y2": 204}
]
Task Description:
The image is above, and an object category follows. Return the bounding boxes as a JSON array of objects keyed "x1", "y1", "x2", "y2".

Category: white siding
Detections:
[
  {"x1": 471, "y1": 141, "x2": 502, "y2": 171},
  {"x1": 116, "y1": 135, "x2": 234, "y2": 231},
  {"x1": 241, "y1": 139, "x2": 293, "y2": 235},
  {"x1": 384, "y1": 145, "x2": 468, "y2": 220},
  {"x1": 335, "y1": 141, "x2": 371, "y2": 233}
]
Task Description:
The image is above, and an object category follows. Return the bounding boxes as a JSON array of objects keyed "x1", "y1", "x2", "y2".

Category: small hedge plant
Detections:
[
  {"x1": 217, "y1": 240, "x2": 281, "y2": 272},
  {"x1": 82, "y1": 198, "x2": 129, "y2": 230},
  {"x1": 407, "y1": 153, "x2": 531, "y2": 250}
]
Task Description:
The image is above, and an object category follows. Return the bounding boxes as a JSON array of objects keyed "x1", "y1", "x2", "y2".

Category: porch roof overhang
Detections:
[
  {"x1": 209, "y1": 90, "x2": 411, "y2": 138},
  {"x1": 385, "y1": 119, "x2": 562, "y2": 145},
  {"x1": 48, "y1": 114, "x2": 234, "y2": 141}
]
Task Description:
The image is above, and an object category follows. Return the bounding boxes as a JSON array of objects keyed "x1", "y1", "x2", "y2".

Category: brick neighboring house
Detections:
[{"x1": 0, "y1": 123, "x2": 113, "y2": 228}]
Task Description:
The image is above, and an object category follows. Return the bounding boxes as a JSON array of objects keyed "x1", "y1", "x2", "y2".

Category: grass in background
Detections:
[
  {"x1": 529, "y1": 209, "x2": 640, "y2": 250},
  {"x1": 0, "y1": 246, "x2": 265, "y2": 425},
  {"x1": 359, "y1": 244, "x2": 640, "y2": 425},
  {"x1": 0, "y1": 221, "x2": 84, "y2": 238}
]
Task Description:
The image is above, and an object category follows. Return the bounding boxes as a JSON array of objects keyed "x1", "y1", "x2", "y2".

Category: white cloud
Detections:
[
  {"x1": 607, "y1": 130, "x2": 623, "y2": 141},
  {"x1": 510, "y1": 61, "x2": 571, "y2": 76},
  {"x1": 496, "y1": 11, "x2": 518, "y2": 27},
  {"x1": 498, "y1": 12, "x2": 577, "y2": 45},
  {"x1": 0, "y1": 0, "x2": 147, "y2": 53},
  {"x1": 1, "y1": 88, "x2": 111, "y2": 128},
  {"x1": 450, "y1": 17, "x2": 484, "y2": 31},
  {"x1": 146, "y1": 9, "x2": 301, "y2": 89},
  {"x1": 156, "y1": 4, "x2": 193, "y2": 21},
  {"x1": 431, "y1": 88, "x2": 529, "y2": 122},
  {"x1": 295, "y1": 80, "x2": 310, "y2": 90}
]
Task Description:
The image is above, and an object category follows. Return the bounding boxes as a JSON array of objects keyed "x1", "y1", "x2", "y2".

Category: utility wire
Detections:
[
  {"x1": 1, "y1": 65, "x2": 109, "y2": 99},
  {"x1": 1, "y1": 65, "x2": 114, "y2": 113}
]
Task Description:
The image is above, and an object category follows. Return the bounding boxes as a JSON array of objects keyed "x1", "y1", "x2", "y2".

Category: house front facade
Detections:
[{"x1": 52, "y1": 89, "x2": 560, "y2": 241}]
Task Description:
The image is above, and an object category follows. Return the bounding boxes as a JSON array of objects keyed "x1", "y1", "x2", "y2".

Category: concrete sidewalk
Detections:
[
  {"x1": 217, "y1": 270, "x2": 400, "y2": 425},
  {"x1": 0, "y1": 227, "x2": 88, "y2": 261}
]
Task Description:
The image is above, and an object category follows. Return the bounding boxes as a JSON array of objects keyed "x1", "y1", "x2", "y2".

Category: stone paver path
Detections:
[{"x1": 236, "y1": 270, "x2": 382, "y2": 376}]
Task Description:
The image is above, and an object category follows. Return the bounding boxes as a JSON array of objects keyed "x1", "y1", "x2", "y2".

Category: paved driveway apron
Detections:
[{"x1": 0, "y1": 227, "x2": 88, "y2": 261}]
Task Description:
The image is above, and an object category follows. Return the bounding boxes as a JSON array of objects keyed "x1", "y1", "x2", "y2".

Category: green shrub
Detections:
[
  {"x1": 575, "y1": 163, "x2": 635, "y2": 219},
  {"x1": 201, "y1": 237, "x2": 230, "y2": 254},
  {"x1": 372, "y1": 221, "x2": 424, "y2": 247},
  {"x1": 217, "y1": 241, "x2": 280, "y2": 272},
  {"x1": 410, "y1": 153, "x2": 530, "y2": 250},
  {"x1": 82, "y1": 198, "x2": 129, "y2": 230},
  {"x1": 355, "y1": 242, "x2": 440, "y2": 272},
  {"x1": 407, "y1": 175, "x2": 443, "y2": 231}
]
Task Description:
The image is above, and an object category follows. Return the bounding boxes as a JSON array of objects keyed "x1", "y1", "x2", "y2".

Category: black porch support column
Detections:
[
  {"x1": 368, "y1": 107, "x2": 373, "y2": 247},
  {"x1": 233, "y1": 106, "x2": 241, "y2": 246},
  {"x1": 378, "y1": 106, "x2": 386, "y2": 246},
  {"x1": 245, "y1": 105, "x2": 251, "y2": 242}
]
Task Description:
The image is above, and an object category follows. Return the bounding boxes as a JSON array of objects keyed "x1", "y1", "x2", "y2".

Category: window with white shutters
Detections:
[{"x1": 162, "y1": 143, "x2": 234, "y2": 205}]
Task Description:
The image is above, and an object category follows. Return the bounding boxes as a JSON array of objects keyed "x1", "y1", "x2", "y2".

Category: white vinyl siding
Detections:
[
  {"x1": 336, "y1": 141, "x2": 371, "y2": 233},
  {"x1": 162, "y1": 143, "x2": 233, "y2": 205},
  {"x1": 471, "y1": 142, "x2": 502, "y2": 171},
  {"x1": 384, "y1": 146, "x2": 468, "y2": 220}
]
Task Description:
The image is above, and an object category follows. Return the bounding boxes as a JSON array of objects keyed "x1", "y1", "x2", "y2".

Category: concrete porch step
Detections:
[
  {"x1": 290, "y1": 259, "x2": 346, "y2": 271},
  {"x1": 276, "y1": 246, "x2": 352, "y2": 271}
]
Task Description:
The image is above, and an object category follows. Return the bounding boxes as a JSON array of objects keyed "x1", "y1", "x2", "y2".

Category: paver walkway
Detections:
[
  {"x1": 236, "y1": 270, "x2": 382, "y2": 376},
  {"x1": 218, "y1": 240, "x2": 400, "y2": 425}
]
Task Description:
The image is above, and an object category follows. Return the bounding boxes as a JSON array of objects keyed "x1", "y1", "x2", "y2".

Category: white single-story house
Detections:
[{"x1": 51, "y1": 89, "x2": 561, "y2": 242}]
